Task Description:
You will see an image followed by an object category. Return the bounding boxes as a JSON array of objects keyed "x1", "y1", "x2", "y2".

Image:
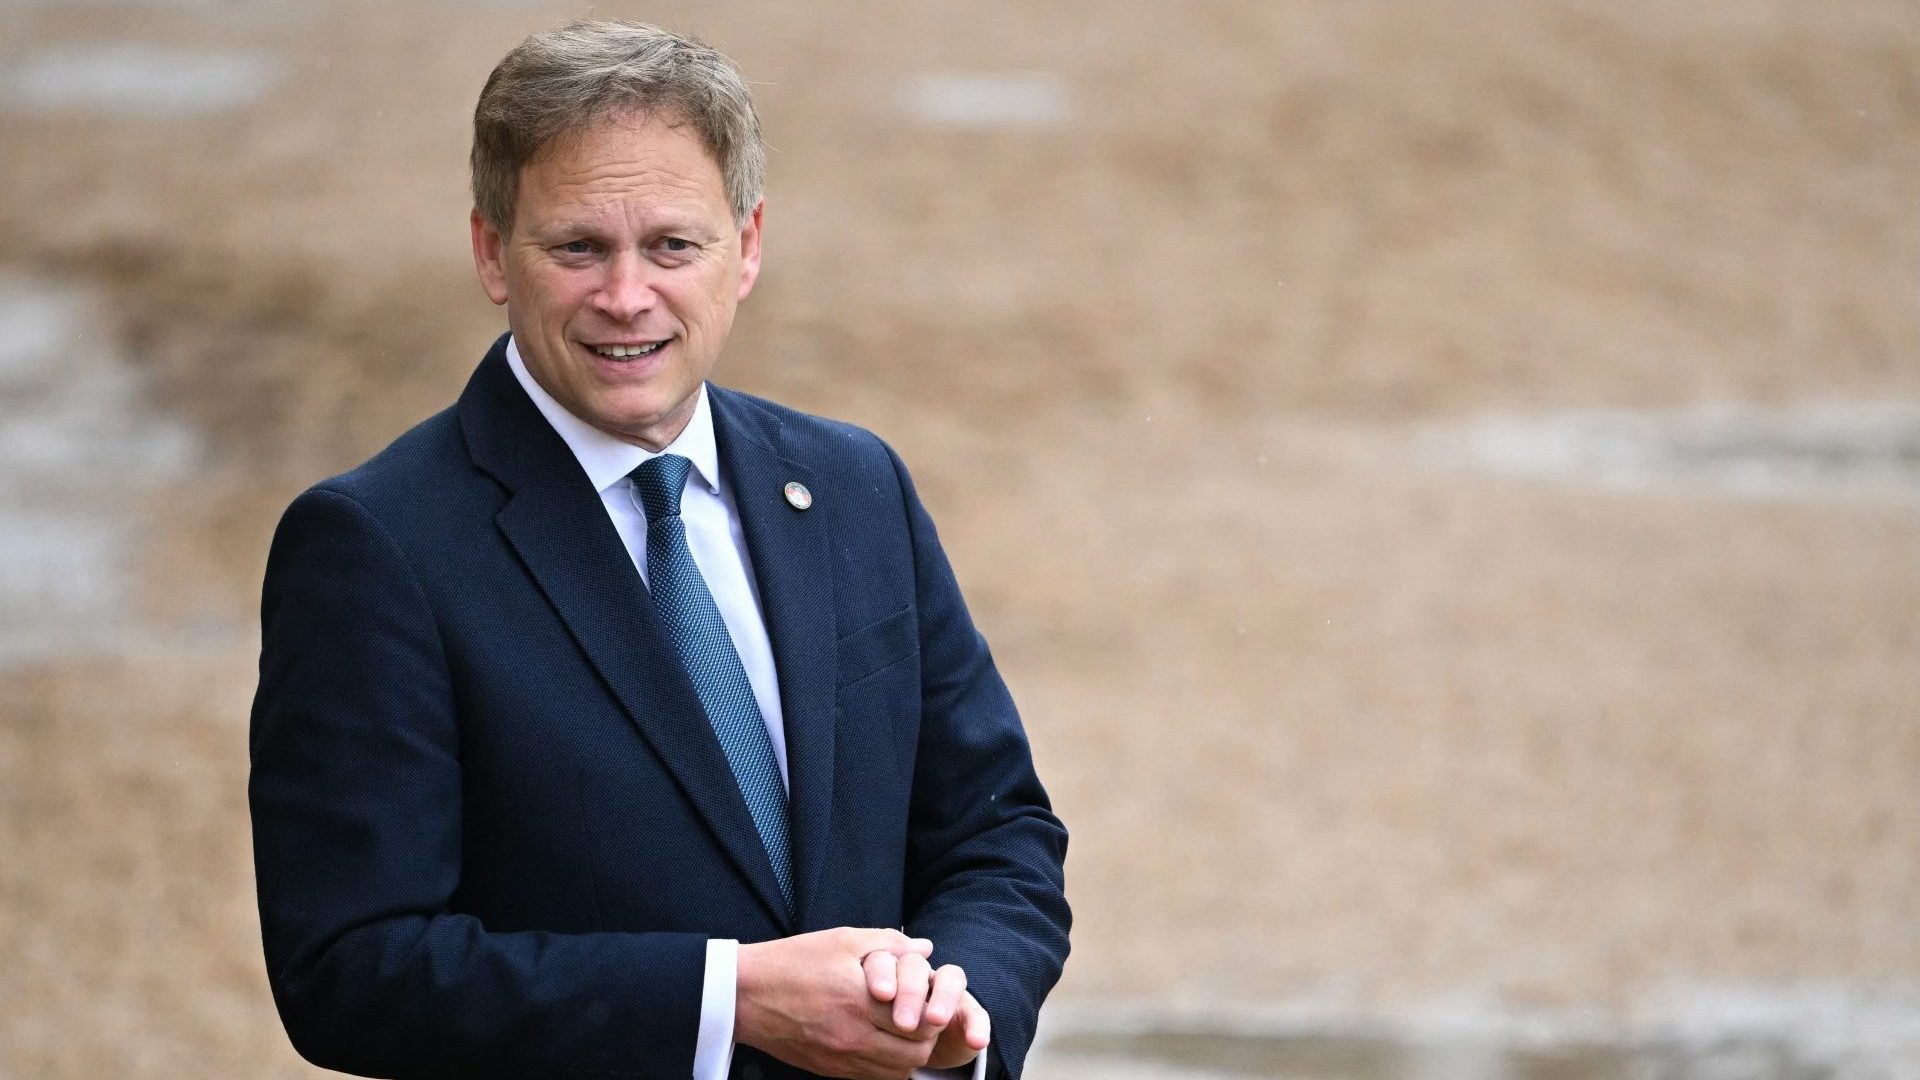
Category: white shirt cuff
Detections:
[{"x1": 693, "y1": 938, "x2": 737, "y2": 1080}]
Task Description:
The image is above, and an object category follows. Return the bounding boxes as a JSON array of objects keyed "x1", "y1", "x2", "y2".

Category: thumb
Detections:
[{"x1": 846, "y1": 927, "x2": 934, "y2": 958}]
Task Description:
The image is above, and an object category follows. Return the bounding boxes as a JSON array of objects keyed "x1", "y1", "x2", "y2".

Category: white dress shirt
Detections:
[{"x1": 506, "y1": 341, "x2": 983, "y2": 1080}]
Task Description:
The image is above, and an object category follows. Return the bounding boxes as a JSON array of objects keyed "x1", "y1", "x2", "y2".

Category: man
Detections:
[{"x1": 248, "y1": 20, "x2": 1069, "y2": 1080}]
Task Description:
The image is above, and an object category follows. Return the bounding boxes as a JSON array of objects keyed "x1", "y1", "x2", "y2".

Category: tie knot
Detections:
[{"x1": 631, "y1": 453, "x2": 693, "y2": 522}]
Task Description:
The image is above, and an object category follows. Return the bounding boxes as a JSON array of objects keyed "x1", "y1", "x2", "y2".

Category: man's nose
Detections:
[{"x1": 591, "y1": 250, "x2": 658, "y2": 322}]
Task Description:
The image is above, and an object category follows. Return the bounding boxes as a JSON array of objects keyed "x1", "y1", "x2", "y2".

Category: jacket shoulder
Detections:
[
  {"x1": 291, "y1": 405, "x2": 491, "y2": 531},
  {"x1": 710, "y1": 384, "x2": 902, "y2": 478}
]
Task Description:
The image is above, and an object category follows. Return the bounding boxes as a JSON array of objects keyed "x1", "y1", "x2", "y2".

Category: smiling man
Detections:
[
  {"x1": 472, "y1": 110, "x2": 748, "y2": 453},
  {"x1": 249, "y1": 20, "x2": 1069, "y2": 1080}
]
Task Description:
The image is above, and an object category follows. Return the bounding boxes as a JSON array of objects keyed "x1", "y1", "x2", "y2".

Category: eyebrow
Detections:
[{"x1": 544, "y1": 218, "x2": 722, "y2": 242}]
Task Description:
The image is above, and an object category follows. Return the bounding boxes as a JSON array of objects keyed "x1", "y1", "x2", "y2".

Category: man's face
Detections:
[{"x1": 471, "y1": 111, "x2": 762, "y2": 450}]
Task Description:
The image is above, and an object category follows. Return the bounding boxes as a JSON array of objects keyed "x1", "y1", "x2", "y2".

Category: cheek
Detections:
[
  {"x1": 680, "y1": 277, "x2": 737, "y2": 329},
  {"x1": 513, "y1": 266, "x2": 588, "y2": 319}
]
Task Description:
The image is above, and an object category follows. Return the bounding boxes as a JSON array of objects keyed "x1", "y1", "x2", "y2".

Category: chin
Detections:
[
  {"x1": 602, "y1": 393, "x2": 679, "y2": 425},
  {"x1": 595, "y1": 399, "x2": 690, "y2": 444}
]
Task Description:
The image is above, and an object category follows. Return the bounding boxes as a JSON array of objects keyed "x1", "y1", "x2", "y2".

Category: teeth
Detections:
[{"x1": 593, "y1": 341, "x2": 664, "y2": 358}]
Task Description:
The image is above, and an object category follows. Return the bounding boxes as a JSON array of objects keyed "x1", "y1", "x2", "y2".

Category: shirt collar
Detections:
[{"x1": 505, "y1": 335, "x2": 722, "y2": 497}]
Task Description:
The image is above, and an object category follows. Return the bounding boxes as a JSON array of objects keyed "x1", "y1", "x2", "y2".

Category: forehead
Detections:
[{"x1": 517, "y1": 111, "x2": 727, "y2": 222}]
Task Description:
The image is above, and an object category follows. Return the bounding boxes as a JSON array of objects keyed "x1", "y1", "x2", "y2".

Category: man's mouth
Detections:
[{"x1": 589, "y1": 340, "x2": 668, "y2": 359}]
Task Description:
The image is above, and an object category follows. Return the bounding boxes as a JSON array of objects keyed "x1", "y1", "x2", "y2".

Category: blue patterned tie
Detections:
[{"x1": 631, "y1": 454, "x2": 793, "y2": 913}]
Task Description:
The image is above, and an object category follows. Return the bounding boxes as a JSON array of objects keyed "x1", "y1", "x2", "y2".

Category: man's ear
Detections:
[
  {"x1": 736, "y1": 200, "x2": 764, "y2": 302},
  {"x1": 471, "y1": 209, "x2": 510, "y2": 306}
]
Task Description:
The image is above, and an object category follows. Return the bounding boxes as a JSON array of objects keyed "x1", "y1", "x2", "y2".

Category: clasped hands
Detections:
[{"x1": 736, "y1": 927, "x2": 989, "y2": 1079}]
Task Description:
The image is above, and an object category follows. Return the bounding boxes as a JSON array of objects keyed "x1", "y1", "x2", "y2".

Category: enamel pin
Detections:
[{"x1": 783, "y1": 481, "x2": 813, "y2": 510}]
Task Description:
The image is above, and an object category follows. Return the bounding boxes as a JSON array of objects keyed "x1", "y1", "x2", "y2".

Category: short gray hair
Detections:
[{"x1": 471, "y1": 20, "x2": 764, "y2": 233}]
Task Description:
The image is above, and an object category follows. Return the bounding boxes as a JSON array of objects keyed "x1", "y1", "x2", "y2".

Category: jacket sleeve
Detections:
[
  {"x1": 249, "y1": 486, "x2": 704, "y2": 1079},
  {"x1": 882, "y1": 447, "x2": 1073, "y2": 1080}
]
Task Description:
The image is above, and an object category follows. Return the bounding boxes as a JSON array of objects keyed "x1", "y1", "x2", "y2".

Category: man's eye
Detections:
[
  {"x1": 559, "y1": 240, "x2": 596, "y2": 255},
  {"x1": 660, "y1": 237, "x2": 694, "y2": 253}
]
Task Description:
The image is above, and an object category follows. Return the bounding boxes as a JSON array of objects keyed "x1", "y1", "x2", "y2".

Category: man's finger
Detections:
[
  {"x1": 862, "y1": 949, "x2": 899, "y2": 1002},
  {"x1": 891, "y1": 951, "x2": 932, "y2": 1032},
  {"x1": 920, "y1": 964, "x2": 967, "y2": 1031},
  {"x1": 958, "y1": 992, "x2": 990, "y2": 1050}
]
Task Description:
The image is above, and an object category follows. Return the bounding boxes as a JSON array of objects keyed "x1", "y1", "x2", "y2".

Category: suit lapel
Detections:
[
  {"x1": 460, "y1": 343, "x2": 793, "y2": 927},
  {"x1": 710, "y1": 387, "x2": 838, "y2": 926}
]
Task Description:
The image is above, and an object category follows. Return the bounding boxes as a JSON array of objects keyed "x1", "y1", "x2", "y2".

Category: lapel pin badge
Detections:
[{"x1": 783, "y1": 481, "x2": 813, "y2": 511}]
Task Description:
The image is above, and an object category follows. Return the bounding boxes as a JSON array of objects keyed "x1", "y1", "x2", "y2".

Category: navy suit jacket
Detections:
[{"x1": 249, "y1": 336, "x2": 1070, "y2": 1079}]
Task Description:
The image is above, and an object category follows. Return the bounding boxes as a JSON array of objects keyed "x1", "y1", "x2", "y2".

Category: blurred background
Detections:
[{"x1": 2, "y1": 1, "x2": 1917, "y2": 1077}]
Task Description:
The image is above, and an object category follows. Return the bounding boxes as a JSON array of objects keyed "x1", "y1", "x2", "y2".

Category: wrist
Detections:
[{"x1": 732, "y1": 940, "x2": 772, "y2": 1050}]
